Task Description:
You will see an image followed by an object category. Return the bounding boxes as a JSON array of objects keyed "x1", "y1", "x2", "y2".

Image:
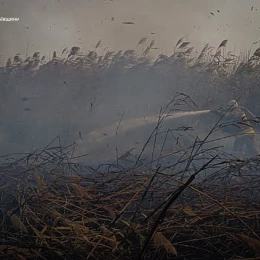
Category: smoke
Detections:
[
  {"x1": 1, "y1": 0, "x2": 260, "y2": 62},
  {"x1": 0, "y1": 0, "x2": 258, "y2": 164}
]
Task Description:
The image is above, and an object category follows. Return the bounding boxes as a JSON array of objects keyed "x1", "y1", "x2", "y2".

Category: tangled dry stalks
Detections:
[{"x1": 0, "y1": 137, "x2": 260, "y2": 260}]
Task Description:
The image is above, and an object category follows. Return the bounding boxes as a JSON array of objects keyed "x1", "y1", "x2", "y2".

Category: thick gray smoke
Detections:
[
  {"x1": 1, "y1": 0, "x2": 260, "y2": 61},
  {"x1": 0, "y1": 0, "x2": 258, "y2": 164}
]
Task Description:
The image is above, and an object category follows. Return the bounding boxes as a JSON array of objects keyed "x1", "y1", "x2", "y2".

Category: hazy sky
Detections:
[{"x1": 1, "y1": 0, "x2": 260, "y2": 62}]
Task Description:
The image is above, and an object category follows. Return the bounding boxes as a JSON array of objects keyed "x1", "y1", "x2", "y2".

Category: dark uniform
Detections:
[{"x1": 212, "y1": 105, "x2": 258, "y2": 158}]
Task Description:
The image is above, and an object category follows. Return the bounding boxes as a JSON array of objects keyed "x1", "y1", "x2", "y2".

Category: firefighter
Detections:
[{"x1": 211, "y1": 100, "x2": 258, "y2": 158}]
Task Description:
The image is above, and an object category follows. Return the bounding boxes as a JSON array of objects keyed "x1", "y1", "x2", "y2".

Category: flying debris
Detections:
[
  {"x1": 79, "y1": 131, "x2": 83, "y2": 140},
  {"x1": 89, "y1": 102, "x2": 93, "y2": 111},
  {"x1": 95, "y1": 40, "x2": 102, "y2": 49},
  {"x1": 122, "y1": 22, "x2": 135, "y2": 24},
  {"x1": 210, "y1": 12, "x2": 214, "y2": 16}
]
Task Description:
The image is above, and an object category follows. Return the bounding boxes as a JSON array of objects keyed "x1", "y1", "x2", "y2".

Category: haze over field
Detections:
[
  {"x1": 2, "y1": 3, "x2": 260, "y2": 259},
  {"x1": 1, "y1": 0, "x2": 260, "y2": 62},
  {"x1": 1, "y1": 0, "x2": 260, "y2": 164}
]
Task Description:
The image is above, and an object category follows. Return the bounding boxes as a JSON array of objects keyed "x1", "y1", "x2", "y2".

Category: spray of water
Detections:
[{"x1": 86, "y1": 110, "x2": 211, "y2": 144}]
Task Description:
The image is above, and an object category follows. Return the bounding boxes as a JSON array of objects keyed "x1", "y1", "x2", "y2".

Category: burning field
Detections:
[{"x1": 1, "y1": 38, "x2": 260, "y2": 259}]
